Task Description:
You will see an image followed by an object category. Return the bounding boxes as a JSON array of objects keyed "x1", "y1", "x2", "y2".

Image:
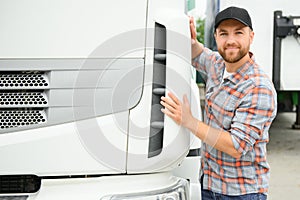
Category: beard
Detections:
[{"x1": 218, "y1": 44, "x2": 249, "y2": 63}]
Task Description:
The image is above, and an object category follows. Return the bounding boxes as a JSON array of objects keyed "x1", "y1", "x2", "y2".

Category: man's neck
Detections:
[{"x1": 225, "y1": 53, "x2": 251, "y2": 73}]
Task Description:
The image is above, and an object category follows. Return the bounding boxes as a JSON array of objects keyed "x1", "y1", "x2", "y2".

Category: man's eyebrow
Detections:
[
  {"x1": 234, "y1": 25, "x2": 247, "y2": 31},
  {"x1": 218, "y1": 28, "x2": 227, "y2": 33},
  {"x1": 217, "y1": 25, "x2": 248, "y2": 33}
]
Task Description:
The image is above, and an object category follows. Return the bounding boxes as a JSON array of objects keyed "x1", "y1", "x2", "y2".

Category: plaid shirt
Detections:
[{"x1": 193, "y1": 48, "x2": 277, "y2": 195}]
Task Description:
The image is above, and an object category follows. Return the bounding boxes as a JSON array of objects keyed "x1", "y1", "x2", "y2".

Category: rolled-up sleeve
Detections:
[
  {"x1": 192, "y1": 48, "x2": 220, "y2": 82},
  {"x1": 230, "y1": 84, "x2": 277, "y2": 155}
]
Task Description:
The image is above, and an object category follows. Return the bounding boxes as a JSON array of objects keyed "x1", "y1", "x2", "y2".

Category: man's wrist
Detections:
[{"x1": 186, "y1": 116, "x2": 200, "y2": 135}]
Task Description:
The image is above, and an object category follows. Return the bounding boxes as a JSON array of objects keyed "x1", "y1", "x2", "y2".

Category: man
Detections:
[{"x1": 161, "y1": 6, "x2": 277, "y2": 199}]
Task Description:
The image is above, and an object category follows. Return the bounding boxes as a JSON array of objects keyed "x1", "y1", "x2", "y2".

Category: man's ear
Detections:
[{"x1": 250, "y1": 30, "x2": 254, "y2": 44}]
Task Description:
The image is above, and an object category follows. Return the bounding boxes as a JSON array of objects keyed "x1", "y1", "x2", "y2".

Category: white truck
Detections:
[
  {"x1": 205, "y1": 0, "x2": 300, "y2": 128},
  {"x1": 0, "y1": 0, "x2": 202, "y2": 199}
]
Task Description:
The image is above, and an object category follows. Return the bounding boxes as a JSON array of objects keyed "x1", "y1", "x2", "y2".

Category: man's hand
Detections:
[
  {"x1": 189, "y1": 16, "x2": 197, "y2": 44},
  {"x1": 161, "y1": 92, "x2": 241, "y2": 159},
  {"x1": 189, "y1": 16, "x2": 204, "y2": 59},
  {"x1": 160, "y1": 92, "x2": 197, "y2": 131}
]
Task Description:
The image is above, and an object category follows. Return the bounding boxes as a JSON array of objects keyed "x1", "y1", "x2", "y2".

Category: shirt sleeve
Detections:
[
  {"x1": 230, "y1": 84, "x2": 277, "y2": 156},
  {"x1": 192, "y1": 47, "x2": 220, "y2": 83}
]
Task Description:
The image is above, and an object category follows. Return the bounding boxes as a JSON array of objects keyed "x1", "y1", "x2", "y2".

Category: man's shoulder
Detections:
[{"x1": 246, "y1": 64, "x2": 276, "y2": 93}]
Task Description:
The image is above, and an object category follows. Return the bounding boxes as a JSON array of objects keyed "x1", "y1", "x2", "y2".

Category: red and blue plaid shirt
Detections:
[{"x1": 193, "y1": 48, "x2": 277, "y2": 195}]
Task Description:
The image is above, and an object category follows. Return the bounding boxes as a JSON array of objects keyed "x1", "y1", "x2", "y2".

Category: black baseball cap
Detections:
[{"x1": 214, "y1": 6, "x2": 253, "y2": 30}]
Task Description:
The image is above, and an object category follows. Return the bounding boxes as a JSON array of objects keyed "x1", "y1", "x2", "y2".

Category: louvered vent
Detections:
[{"x1": 0, "y1": 71, "x2": 49, "y2": 130}]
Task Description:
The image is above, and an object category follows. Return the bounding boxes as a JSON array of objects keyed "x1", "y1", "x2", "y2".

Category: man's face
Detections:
[{"x1": 214, "y1": 19, "x2": 254, "y2": 63}]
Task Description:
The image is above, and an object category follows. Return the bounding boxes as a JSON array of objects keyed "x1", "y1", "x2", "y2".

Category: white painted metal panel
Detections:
[{"x1": 0, "y1": 0, "x2": 147, "y2": 58}]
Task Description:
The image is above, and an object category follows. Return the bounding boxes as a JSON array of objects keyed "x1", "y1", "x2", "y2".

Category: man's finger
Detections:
[
  {"x1": 167, "y1": 92, "x2": 180, "y2": 105},
  {"x1": 160, "y1": 100, "x2": 177, "y2": 114},
  {"x1": 161, "y1": 108, "x2": 176, "y2": 119},
  {"x1": 189, "y1": 17, "x2": 197, "y2": 40},
  {"x1": 161, "y1": 96, "x2": 178, "y2": 110},
  {"x1": 183, "y1": 94, "x2": 190, "y2": 107}
]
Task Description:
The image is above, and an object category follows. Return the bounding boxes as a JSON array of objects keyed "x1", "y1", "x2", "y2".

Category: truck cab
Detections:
[{"x1": 0, "y1": 0, "x2": 201, "y2": 199}]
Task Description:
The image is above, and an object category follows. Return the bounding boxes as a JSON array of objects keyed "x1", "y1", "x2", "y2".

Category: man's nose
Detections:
[{"x1": 226, "y1": 34, "x2": 237, "y2": 44}]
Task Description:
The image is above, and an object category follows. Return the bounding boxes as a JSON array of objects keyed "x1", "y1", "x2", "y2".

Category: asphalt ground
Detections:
[{"x1": 267, "y1": 112, "x2": 300, "y2": 199}]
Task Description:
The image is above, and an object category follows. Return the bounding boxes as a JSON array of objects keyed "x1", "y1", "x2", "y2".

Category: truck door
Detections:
[{"x1": 126, "y1": 0, "x2": 195, "y2": 173}]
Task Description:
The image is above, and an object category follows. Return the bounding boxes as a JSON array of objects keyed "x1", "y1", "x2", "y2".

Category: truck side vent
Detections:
[
  {"x1": 0, "y1": 109, "x2": 46, "y2": 130},
  {"x1": 0, "y1": 72, "x2": 48, "y2": 89},
  {"x1": 0, "y1": 91, "x2": 48, "y2": 107},
  {"x1": 0, "y1": 175, "x2": 41, "y2": 194},
  {"x1": 148, "y1": 23, "x2": 166, "y2": 158},
  {"x1": 0, "y1": 71, "x2": 48, "y2": 130},
  {"x1": 0, "y1": 196, "x2": 28, "y2": 200}
]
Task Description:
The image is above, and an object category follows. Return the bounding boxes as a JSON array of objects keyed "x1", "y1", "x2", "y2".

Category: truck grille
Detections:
[
  {"x1": 0, "y1": 72, "x2": 48, "y2": 88},
  {"x1": 0, "y1": 109, "x2": 46, "y2": 130},
  {"x1": 0, "y1": 71, "x2": 49, "y2": 130},
  {"x1": 0, "y1": 92, "x2": 47, "y2": 107},
  {"x1": 0, "y1": 175, "x2": 41, "y2": 194}
]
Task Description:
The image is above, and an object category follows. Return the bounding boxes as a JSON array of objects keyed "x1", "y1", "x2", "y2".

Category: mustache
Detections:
[{"x1": 224, "y1": 44, "x2": 240, "y2": 49}]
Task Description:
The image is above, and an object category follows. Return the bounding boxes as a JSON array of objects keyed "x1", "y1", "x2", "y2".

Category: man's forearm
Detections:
[
  {"x1": 187, "y1": 117, "x2": 242, "y2": 159},
  {"x1": 192, "y1": 41, "x2": 204, "y2": 59}
]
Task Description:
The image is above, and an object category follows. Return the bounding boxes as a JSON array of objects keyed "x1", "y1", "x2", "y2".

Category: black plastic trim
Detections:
[
  {"x1": 273, "y1": 11, "x2": 282, "y2": 90},
  {"x1": 273, "y1": 11, "x2": 300, "y2": 90},
  {"x1": 148, "y1": 23, "x2": 167, "y2": 158},
  {"x1": 187, "y1": 148, "x2": 201, "y2": 157},
  {"x1": 0, "y1": 175, "x2": 41, "y2": 194}
]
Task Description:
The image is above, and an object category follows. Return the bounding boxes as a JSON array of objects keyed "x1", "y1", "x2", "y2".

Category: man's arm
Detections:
[
  {"x1": 190, "y1": 17, "x2": 204, "y2": 59},
  {"x1": 186, "y1": 117, "x2": 242, "y2": 159},
  {"x1": 161, "y1": 92, "x2": 242, "y2": 159}
]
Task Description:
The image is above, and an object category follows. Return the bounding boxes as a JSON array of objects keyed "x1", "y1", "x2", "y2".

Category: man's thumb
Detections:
[{"x1": 183, "y1": 94, "x2": 190, "y2": 106}]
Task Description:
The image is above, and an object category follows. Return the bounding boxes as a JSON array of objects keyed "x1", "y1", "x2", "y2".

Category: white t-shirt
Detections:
[
  {"x1": 223, "y1": 67, "x2": 233, "y2": 80},
  {"x1": 220, "y1": 67, "x2": 233, "y2": 88}
]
